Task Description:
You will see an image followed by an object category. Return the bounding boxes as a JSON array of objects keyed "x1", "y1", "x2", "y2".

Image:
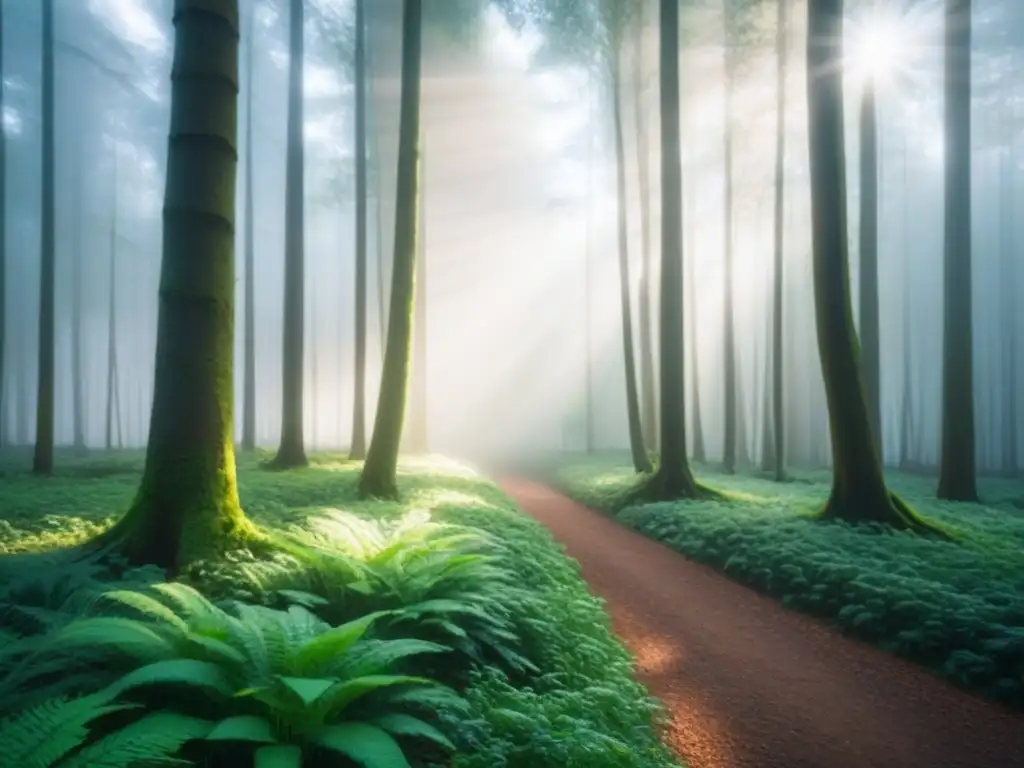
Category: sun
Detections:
[{"x1": 845, "y1": 4, "x2": 918, "y2": 89}]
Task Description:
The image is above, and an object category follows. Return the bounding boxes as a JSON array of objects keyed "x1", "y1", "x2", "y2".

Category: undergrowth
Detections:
[
  {"x1": 0, "y1": 449, "x2": 680, "y2": 767},
  {"x1": 552, "y1": 452, "x2": 1024, "y2": 709}
]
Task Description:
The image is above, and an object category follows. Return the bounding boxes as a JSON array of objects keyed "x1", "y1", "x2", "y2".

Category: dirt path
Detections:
[{"x1": 499, "y1": 478, "x2": 1024, "y2": 768}]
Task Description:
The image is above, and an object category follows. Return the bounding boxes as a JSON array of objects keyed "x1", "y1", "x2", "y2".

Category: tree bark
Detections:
[
  {"x1": 407, "y1": 143, "x2": 428, "y2": 453},
  {"x1": 95, "y1": 0, "x2": 256, "y2": 571},
  {"x1": 936, "y1": 0, "x2": 977, "y2": 501},
  {"x1": 350, "y1": 0, "x2": 368, "y2": 460},
  {"x1": 634, "y1": 2, "x2": 657, "y2": 452},
  {"x1": 359, "y1": 0, "x2": 423, "y2": 499},
  {"x1": 584, "y1": 73, "x2": 596, "y2": 455},
  {"x1": 241, "y1": 1, "x2": 257, "y2": 452},
  {"x1": 806, "y1": 0, "x2": 942, "y2": 533},
  {"x1": 33, "y1": 0, "x2": 56, "y2": 475},
  {"x1": 770, "y1": 0, "x2": 787, "y2": 480},
  {"x1": 685, "y1": 178, "x2": 706, "y2": 463},
  {"x1": 271, "y1": 0, "x2": 308, "y2": 469},
  {"x1": 641, "y1": 0, "x2": 705, "y2": 500},
  {"x1": 858, "y1": 78, "x2": 882, "y2": 455},
  {"x1": 898, "y1": 131, "x2": 914, "y2": 470},
  {"x1": 0, "y1": 0, "x2": 7, "y2": 450},
  {"x1": 999, "y1": 106, "x2": 1017, "y2": 474},
  {"x1": 72, "y1": 133, "x2": 86, "y2": 452},
  {"x1": 105, "y1": 150, "x2": 122, "y2": 452},
  {"x1": 721, "y1": 15, "x2": 737, "y2": 474}
]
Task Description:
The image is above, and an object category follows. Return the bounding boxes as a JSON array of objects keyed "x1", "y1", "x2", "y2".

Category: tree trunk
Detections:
[
  {"x1": 350, "y1": 0, "x2": 368, "y2": 460},
  {"x1": 106, "y1": 146, "x2": 121, "y2": 452},
  {"x1": 72, "y1": 135, "x2": 86, "y2": 453},
  {"x1": 760, "y1": 327, "x2": 775, "y2": 470},
  {"x1": 241, "y1": 1, "x2": 257, "y2": 452},
  {"x1": 611, "y1": 58, "x2": 651, "y2": 474},
  {"x1": 634, "y1": 2, "x2": 657, "y2": 452},
  {"x1": 94, "y1": 0, "x2": 256, "y2": 571},
  {"x1": 33, "y1": 0, "x2": 56, "y2": 475},
  {"x1": 858, "y1": 78, "x2": 882, "y2": 454},
  {"x1": 584, "y1": 73, "x2": 596, "y2": 455},
  {"x1": 1000, "y1": 108, "x2": 1017, "y2": 474},
  {"x1": 685, "y1": 180, "x2": 706, "y2": 463},
  {"x1": 271, "y1": 0, "x2": 308, "y2": 469},
  {"x1": 407, "y1": 143, "x2": 428, "y2": 453},
  {"x1": 806, "y1": 0, "x2": 941, "y2": 533},
  {"x1": 642, "y1": 0, "x2": 705, "y2": 500},
  {"x1": 0, "y1": 0, "x2": 7, "y2": 450},
  {"x1": 770, "y1": 0, "x2": 787, "y2": 480},
  {"x1": 359, "y1": 0, "x2": 423, "y2": 499},
  {"x1": 899, "y1": 132, "x2": 914, "y2": 470},
  {"x1": 936, "y1": 0, "x2": 977, "y2": 501},
  {"x1": 721, "y1": 30, "x2": 737, "y2": 475}
]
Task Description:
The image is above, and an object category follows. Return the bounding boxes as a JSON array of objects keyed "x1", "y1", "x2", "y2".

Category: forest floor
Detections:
[
  {"x1": 0, "y1": 450, "x2": 679, "y2": 767},
  {"x1": 500, "y1": 477, "x2": 1024, "y2": 768}
]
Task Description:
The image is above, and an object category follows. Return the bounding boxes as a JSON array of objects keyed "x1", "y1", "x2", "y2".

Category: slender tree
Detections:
[
  {"x1": 71, "y1": 136, "x2": 86, "y2": 453},
  {"x1": 769, "y1": 0, "x2": 787, "y2": 480},
  {"x1": 805, "y1": 0, "x2": 941, "y2": 532},
  {"x1": 898, "y1": 130, "x2": 915, "y2": 469},
  {"x1": 105, "y1": 144, "x2": 122, "y2": 451},
  {"x1": 407, "y1": 143, "x2": 428, "y2": 453},
  {"x1": 721, "y1": 0, "x2": 739, "y2": 474},
  {"x1": 271, "y1": 0, "x2": 308, "y2": 469},
  {"x1": 936, "y1": 0, "x2": 977, "y2": 501},
  {"x1": 999, "y1": 102, "x2": 1017, "y2": 474},
  {"x1": 350, "y1": 0, "x2": 369, "y2": 459},
  {"x1": 33, "y1": 0, "x2": 56, "y2": 475},
  {"x1": 859, "y1": 74, "x2": 881, "y2": 453},
  {"x1": 359, "y1": 0, "x2": 423, "y2": 499},
  {"x1": 634, "y1": 0, "x2": 657, "y2": 452},
  {"x1": 241, "y1": 0, "x2": 257, "y2": 451},
  {"x1": 641, "y1": 0, "x2": 710, "y2": 499},
  {"x1": 93, "y1": 0, "x2": 256, "y2": 570},
  {"x1": 0, "y1": 0, "x2": 6, "y2": 449},
  {"x1": 584, "y1": 74, "x2": 596, "y2": 455}
]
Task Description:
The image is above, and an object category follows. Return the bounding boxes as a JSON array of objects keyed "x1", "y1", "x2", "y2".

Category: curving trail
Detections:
[{"x1": 499, "y1": 478, "x2": 1024, "y2": 768}]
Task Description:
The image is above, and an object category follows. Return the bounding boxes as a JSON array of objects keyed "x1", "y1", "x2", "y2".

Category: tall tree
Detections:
[
  {"x1": 359, "y1": 0, "x2": 423, "y2": 499},
  {"x1": 350, "y1": 0, "x2": 369, "y2": 460},
  {"x1": 721, "y1": 0, "x2": 739, "y2": 474},
  {"x1": 271, "y1": 0, "x2": 308, "y2": 469},
  {"x1": 769, "y1": 0, "x2": 787, "y2": 480},
  {"x1": 33, "y1": 0, "x2": 56, "y2": 475},
  {"x1": 634, "y1": 0, "x2": 657, "y2": 452},
  {"x1": 936, "y1": 0, "x2": 977, "y2": 501},
  {"x1": 685, "y1": 178, "x2": 706, "y2": 463},
  {"x1": 241, "y1": 0, "x2": 257, "y2": 452},
  {"x1": 584, "y1": 73, "x2": 596, "y2": 454},
  {"x1": 71, "y1": 136, "x2": 85, "y2": 453},
  {"x1": 805, "y1": 0, "x2": 941, "y2": 532},
  {"x1": 898, "y1": 130, "x2": 915, "y2": 469},
  {"x1": 0, "y1": 0, "x2": 6, "y2": 450},
  {"x1": 407, "y1": 144, "x2": 428, "y2": 453},
  {"x1": 106, "y1": 144, "x2": 122, "y2": 451},
  {"x1": 858, "y1": 73, "x2": 881, "y2": 453},
  {"x1": 641, "y1": 0, "x2": 711, "y2": 500},
  {"x1": 93, "y1": 0, "x2": 256, "y2": 570},
  {"x1": 999, "y1": 101, "x2": 1017, "y2": 474}
]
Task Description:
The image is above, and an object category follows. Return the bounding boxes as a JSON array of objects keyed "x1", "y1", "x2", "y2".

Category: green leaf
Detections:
[
  {"x1": 290, "y1": 612, "x2": 387, "y2": 673},
  {"x1": 371, "y1": 713, "x2": 455, "y2": 750},
  {"x1": 58, "y1": 711, "x2": 213, "y2": 767},
  {"x1": 277, "y1": 589, "x2": 328, "y2": 608},
  {"x1": 275, "y1": 675, "x2": 336, "y2": 706},
  {"x1": 311, "y1": 722, "x2": 411, "y2": 768},
  {"x1": 91, "y1": 590, "x2": 190, "y2": 633},
  {"x1": 319, "y1": 675, "x2": 435, "y2": 717},
  {"x1": 104, "y1": 659, "x2": 234, "y2": 700},
  {"x1": 255, "y1": 745, "x2": 303, "y2": 768},
  {"x1": 206, "y1": 715, "x2": 277, "y2": 743}
]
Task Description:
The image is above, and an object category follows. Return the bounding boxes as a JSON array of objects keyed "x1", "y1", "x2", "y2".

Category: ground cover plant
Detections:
[
  {"x1": 0, "y1": 450, "x2": 680, "y2": 767},
  {"x1": 550, "y1": 452, "x2": 1024, "y2": 709}
]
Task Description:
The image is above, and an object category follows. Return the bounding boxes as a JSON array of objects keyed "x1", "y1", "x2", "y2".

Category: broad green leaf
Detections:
[
  {"x1": 371, "y1": 713, "x2": 455, "y2": 750},
  {"x1": 206, "y1": 715, "x2": 277, "y2": 743},
  {"x1": 319, "y1": 675, "x2": 434, "y2": 717},
  {"x1": 58, "y1": 711, "x2": 213, "y2": 767},
  {"x1": 104, "y1": 658, "x2": 234, "y2": 700},
  {"x1": 291, "y1": 612, "x2": 387, "y2": 672},
  {"x1": 275, "y1": 675, "x2": 336, "y2": 706},
  {"x1": 311, "y1": 722, "x2": 410, "y2": 768}
]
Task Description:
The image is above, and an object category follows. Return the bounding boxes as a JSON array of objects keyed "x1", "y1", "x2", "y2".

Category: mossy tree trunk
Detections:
[
  {"x1": 359, "y1": 0, "x2": 423, "y2": 500},
  {"x1": 858, "y1": 77, "x2": 882, "y2": 455},
  {"x1": 643, "y1": 0, "x2": 705, "y2": 500},
  {"x1": 241, "y1": 1, "x2": 257, "y2": 452},
  {"x1": 806, "y1": 0, "x2": 941, "y2": 533},
  {"x1": 770, "y1": 0, "x2": 787, "y2": 481},
  {"x1": 721, "y1": 15, "x2": 738, "y2": 475},
  {"x1": 936, "y1": 0, "x2": 977, "y2": 501},
  {"x1": 634, "y1": 2, "x2": 657, "y2": 454},
  {"x1": 32, "y1": 0, "x2": 56, "y2": 476},
  {"x1": 611, "y1": 56, "x2": 652, "y2": 474},
  {"x1": 350, "y1": 0, "x2": 369, "y2": 460},
  {"x1": 271, "y1": 0, "x2": 308, "y2": 469},
  {"x1": 0, "y1": 0, "x2": 5, "y2": 450},
  {"x1": 96, "y1": 0, "x2": 256, "y2": 571}
]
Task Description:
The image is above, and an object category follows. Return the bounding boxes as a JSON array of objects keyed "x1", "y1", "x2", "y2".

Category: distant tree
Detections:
[
  {"x1": 271, "y1": 0, "x2": 309, "y2": 469},
  {"x1": 359, "y1": 0, "x2": 424, "y2": 499},
  {"x1": 71, "y1": 136, "x2": 86, "y2": 453},
  {"x1": 721, "y1": 0, "x2": 740, "y2": 474},
  {"x1": 769, "y1": 0, "x2": 787, "y2": 480},
  {"x1": 93, "y1": 0, "x2": 257, "y2": 570},
  {"x1": 241, "y1": 0, "x2": 257, "y2": 452},
  {"x1": 858, "y1": 63, "x2": 881, "y2": 454},
  {"x1": 936, "y1": 0, "x2": 977, "y2": 501},
  {"x1": 0, "y1": 0, "x2": 6, "y2": 450},
  {"x1": 33, "y1": 0, "x2": 56, "y2": 475},
  {"x1": 105, "y1": 145, "x2": 122, "y2": 451},
  {"x1": 406, "y1": 145, "x2": 428, "y2": 454},
  {"x1": 350, "y1": 0, "x2": 369, "y2": 460},
  {"x1": 805, "y1": 0, "x2": 943, "y2": 533},
  {"x1": 684, "y1": 181, "x2": 707, "y2": 463},
  {"x1": 999, "y1": 102, "x2": 1017, "y2": 474}
]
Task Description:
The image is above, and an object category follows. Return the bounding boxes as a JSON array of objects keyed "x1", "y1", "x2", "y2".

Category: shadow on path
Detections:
[{"x1": 499, "y1": 477, "x2": 1024, "y2": 768}]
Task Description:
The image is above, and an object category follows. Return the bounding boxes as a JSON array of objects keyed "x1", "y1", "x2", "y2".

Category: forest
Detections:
[{"x1": 0, "y1": 0, "x2": 1022, "y2": 766}]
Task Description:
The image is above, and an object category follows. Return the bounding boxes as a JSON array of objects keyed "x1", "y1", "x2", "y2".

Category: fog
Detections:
[{"x1": 1, "y1": 0, "x2": 1021, "y2": 473}]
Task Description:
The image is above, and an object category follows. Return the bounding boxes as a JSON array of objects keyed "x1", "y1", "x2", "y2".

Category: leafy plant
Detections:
[{"x1": 0, "y1": 583, "x2": 463, "y2": 767}]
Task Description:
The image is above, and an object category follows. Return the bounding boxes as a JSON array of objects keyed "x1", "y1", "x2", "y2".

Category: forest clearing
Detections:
[{"x1": 1, "y1": 0, "x2": 1023, "y2": 766}]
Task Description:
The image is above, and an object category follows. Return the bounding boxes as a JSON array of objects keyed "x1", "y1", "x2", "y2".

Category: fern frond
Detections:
[{"x1": 56, "y1": 711, "x2": 212, "y2": 768}]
